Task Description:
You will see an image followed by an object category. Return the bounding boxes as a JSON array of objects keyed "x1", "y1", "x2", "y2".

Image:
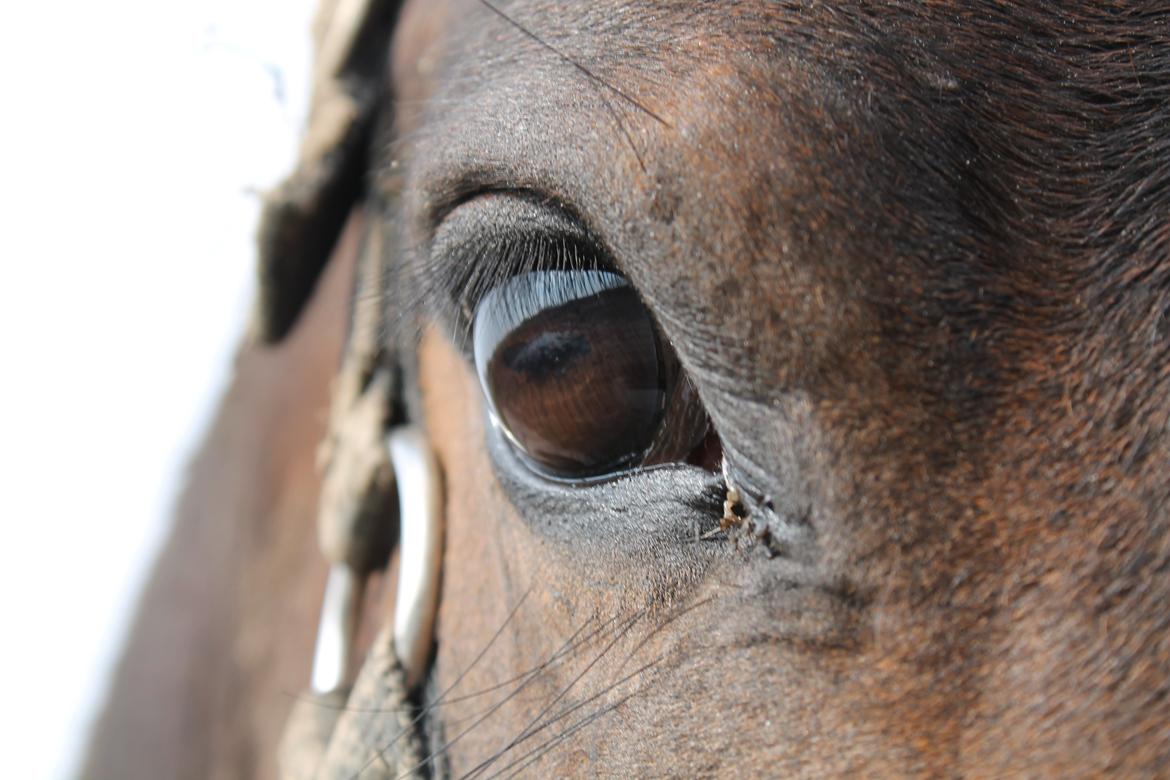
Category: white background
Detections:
[{"x1": 0, "y1": 2, "x2": 316, "y2": 776}]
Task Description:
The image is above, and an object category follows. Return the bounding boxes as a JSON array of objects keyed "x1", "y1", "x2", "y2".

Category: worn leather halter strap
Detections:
[
  {"x1": 275, "y1": 215, "x2": 444, "y2": 779},
  {"x1": 278, "y1": 422, "x2": 443, "y2": 780},
  {"x1": 255, "y1": 4, "x2": 442, "y2": 775},
  {"x1": 271, "y1": 186, "x2": 443, "y2": 780}
]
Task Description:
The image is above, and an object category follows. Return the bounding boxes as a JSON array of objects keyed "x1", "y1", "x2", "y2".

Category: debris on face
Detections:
[
  {"x1": 700, "y1": 465, "x2": 785, "y2": 558},
  {"x1": 721, "y1": 484, "x2": 746, "y2": 531},
  {"x1": 700, "y1": 469, "x2": 748, "y2": 541}
]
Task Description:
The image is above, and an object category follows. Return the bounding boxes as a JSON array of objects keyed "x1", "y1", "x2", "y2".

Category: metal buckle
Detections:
[
  {"x1": 310, "y1": 425, "x2": 444, "y2": 694},
  {"x1": 387, "y1": 426, "x2": 444, "y2": 690}
]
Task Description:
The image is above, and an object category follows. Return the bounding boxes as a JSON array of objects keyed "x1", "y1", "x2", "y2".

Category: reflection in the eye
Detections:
[
  {"x1": 473, "y1": 270, "x2": 709, "y2": 481},
  {"x1": 474, "y1": 271, "x2": 666, "y2": 478}
]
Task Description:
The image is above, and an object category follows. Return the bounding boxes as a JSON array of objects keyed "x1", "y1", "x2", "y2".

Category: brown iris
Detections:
[{"x1": 473, "y1": 270, "x2": 693, "y2": 480}]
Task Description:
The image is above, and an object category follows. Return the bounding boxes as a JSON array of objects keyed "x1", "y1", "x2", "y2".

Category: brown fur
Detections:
[{"x1": 86, "y1": 1, "x2": 1170, "y2": 777}]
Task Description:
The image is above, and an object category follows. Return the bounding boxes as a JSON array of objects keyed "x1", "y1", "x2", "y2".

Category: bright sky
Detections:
[{"x1": 0, "y1": 2, "x2": 316, "y2": 777}]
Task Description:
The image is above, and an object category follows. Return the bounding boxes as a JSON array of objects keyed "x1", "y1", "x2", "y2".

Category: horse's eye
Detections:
[{"x1": 473, "y1": 270, "x2": 708, "y2": 481}]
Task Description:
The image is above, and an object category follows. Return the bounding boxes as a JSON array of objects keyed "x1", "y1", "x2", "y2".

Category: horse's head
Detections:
[{"x1": 86, "y1": 1, "x2": 1170, "y2": 777}]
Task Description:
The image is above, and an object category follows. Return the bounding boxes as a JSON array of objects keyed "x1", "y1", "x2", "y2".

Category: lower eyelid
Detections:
[{"x1": 485, "y1": 425, "x2": 727, "y2": 546}]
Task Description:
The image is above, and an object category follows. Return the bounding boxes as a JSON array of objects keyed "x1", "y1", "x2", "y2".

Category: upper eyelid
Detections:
[
  {"x1": 406, "y1": 151, "x2": 579, "y2": 236},
  {"x1": 429, "y1": 189, "x2": 591, "y2": 257},
  {"x1": 426, "y1": 184, "x2": 565, "y2": 235}
]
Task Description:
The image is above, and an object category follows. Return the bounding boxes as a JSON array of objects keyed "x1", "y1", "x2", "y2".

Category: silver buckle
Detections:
[{"x1": 310, "y1": 425, "x2": 444, "y2": 694}]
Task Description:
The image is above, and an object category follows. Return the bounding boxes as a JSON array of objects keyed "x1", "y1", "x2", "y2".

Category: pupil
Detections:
[
  {"x1": 500, "y1": 331, "x2": 591, "y2": 382},
  {"x1": 473, "y1": 270, "x2": 668, "y2": 479}
]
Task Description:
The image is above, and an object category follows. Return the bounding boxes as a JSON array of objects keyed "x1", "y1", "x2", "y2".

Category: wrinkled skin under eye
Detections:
[{"x1": 473, "y1": 270, "x2": 706, "y2": 481}]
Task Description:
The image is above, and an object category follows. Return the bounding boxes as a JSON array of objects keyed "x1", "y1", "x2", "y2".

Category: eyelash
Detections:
[{"x1": 418, "y1": 205, "x2": 614, "y2": 355}]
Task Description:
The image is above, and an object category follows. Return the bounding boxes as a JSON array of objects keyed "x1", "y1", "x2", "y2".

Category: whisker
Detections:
[
  {"x1": 459, "y1": 608, "x2": 648, "y2": 779},
  {"x1": 422, "y1": 586, "x2": 533, "y2": 709},
  {"x1": 471, "y1": 657, "x2": 662, "y2": 780},
  {"x1": 439, "y1": 609, "x2": 625, "y2": 708},
  {"x1": 395, "y1": 607, "x2": 639, "y2": 778},
  {"x1": 490, "y1": 698, "x2": 630, "y2": 780},
  {"x1": 597, "y1": 90, "x2": 648, "y2": 174},
  {"x1": 418, "y1": 611, "x2": 629, "y2": 733},
  {"x1": 475, "y1": 0, "x2": 671, "y2": 127},
  {"x1": 345, "y1": 588, "x2": 533, "y2": 779},
  {"x1": 466, "y1": 598, "x2": 728, "y2": 777},
  {"x1": 619, "y1": 594, "x2": 721, "y2": 669}
]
